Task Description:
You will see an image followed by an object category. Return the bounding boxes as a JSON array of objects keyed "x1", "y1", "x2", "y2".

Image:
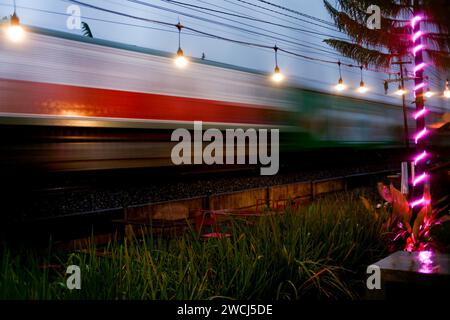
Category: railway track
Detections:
[
  {"x1": 3, "y1": 147, "x2": 449, "y2": 246},
  {"x1": 1, "y1": 168, "x2": 397, "y2": 246}
]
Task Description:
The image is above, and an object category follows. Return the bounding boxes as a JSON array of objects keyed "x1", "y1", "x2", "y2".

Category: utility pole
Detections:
[
  {"x1": 391, "y1": 60, "x2": 412, "y2": 151},
  {"x1": 399, "y1": 65, "x2": 409, "y2": 151}
]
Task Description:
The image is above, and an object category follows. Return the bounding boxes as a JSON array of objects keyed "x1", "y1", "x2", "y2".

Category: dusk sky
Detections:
[{"x1": 1, "y1": 0, "x2": 447, "y2": 109}]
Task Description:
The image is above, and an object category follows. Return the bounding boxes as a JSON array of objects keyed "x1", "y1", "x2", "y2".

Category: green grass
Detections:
[{"x1": 0, "y1": 190, "x2": 388, "y2": 300}]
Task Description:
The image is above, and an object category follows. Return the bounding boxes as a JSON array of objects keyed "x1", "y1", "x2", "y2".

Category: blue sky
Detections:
[{"x1": 1, "y1": 0, "x2": 448, "y2": 109}]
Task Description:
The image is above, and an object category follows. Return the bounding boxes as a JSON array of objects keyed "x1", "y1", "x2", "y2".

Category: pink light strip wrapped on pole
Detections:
[
  {"x1": 414, "y1": 128, "x2": 427, "y2": 144},
  {"x1": 413, "y1": 62, "x2": 426, "y2": 74},
  {"x1": 411, "y1": 16, "x2": 422, "y2": 28},
  {"x1": 414, "y1": 108, "x2": 427, "y2": 119},
  {"x1": 413, "y1": 44, "x2": 425, "y2": 56},
  {"x1": 414, "y1": 151, "x2": 427, "y2": 165},
  {"x1": 413, "y1": 173, "x2": 428, "y2": 186},
  {"x1": 413, "y1": 31, "x2": 423, "y2": 43}
]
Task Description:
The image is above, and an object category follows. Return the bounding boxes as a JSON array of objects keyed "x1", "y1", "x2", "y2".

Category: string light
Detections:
[
  {"x1": 414, "y1": 151, "x2": 428, "y2": 165},
  {"x1": 395, "y1": 84, "x2": 406, "y2": 96},
  {"x1": 413, "y1": 172, "x2": 428, "y2": 187},
  {"x1": 357, "y1": 66, "x2": 368, "y2": 93},
  {"x1": 5, "y1": 1, "x2": 24, "y2": 43},
  {"x1": 410, "y1": 13, "x2": 430, "y2": 213},
  {"x1": 8, "y1": 0, "x2": 450, "y2": 102},
  {"x1": 411, "y1": 15, "x2": 422, "y2": 29},
  {"x1": 412, "y1": 44, "x2": 425, "y2": 57},
  {"x1": 414, "y1": 82, "x2": 426, "y2": 91},
  {"x1": 174, "y1": 22, "x2": 188, "y2": 68},
  {"x1": 444, "y1": 80, "x2": 450, "y2": 98},
  {"x1": 335, "y1": 61, "x2": 345, "y2": 91},
  {"x1": 414, "y1": 108, "x2": 427, "y2": 120},
  {"x1": 414, "y1": 127, "x2": 427, "y2": 144},
  {"x1": 271, "y1": 45, "x2": 284, "y2": 82},
  {"x1": 413, "y1": 62, "x2": 426, "y2": 75}
]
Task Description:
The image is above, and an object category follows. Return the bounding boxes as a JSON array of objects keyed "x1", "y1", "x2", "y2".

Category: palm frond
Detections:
[
  {"x1": 324, "y1": 39, "x2": 392, "y2": 68},
  {"x1": 422, "y1": 0, "x2": 450, "y2": 34},
  {"x1": 81, "y1": 22, "x2": 93, "y2": 38},
  {"x1": 336, "y1": 0, "x2": 410, "y2": 19},
  {"x1": 324, "y1": 1, "x2": 408, "y2": 53},
  {"x1": 424, "y1": 33, "x2": 450, "y2": 52},
  {"x1": 425, "y1": 49, "x2": 450, "y2": 71}
]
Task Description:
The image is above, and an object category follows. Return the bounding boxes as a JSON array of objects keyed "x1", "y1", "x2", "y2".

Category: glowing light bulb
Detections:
[
  {"x1": 335, "y1": 78, "x2": 345, "y2": 91},
  {"x1": 445, "y1": 89, "x2": 450, "y2": 99},
  {"x1": 445, "y1": 82, "x2": 450, "y2": 98},
  {"x1": 271, "y1": 66, "x2": 284, "y2": 83},
  {"x1": 395, "y1": 85, "x2": 406, "y2": 96},
  {"x1": 6, "y1": 13, "x2": 24, "y2": 43},
  {"x1": 357, "y1": 81, "x2": 368, "y2": 93},
  {"x1": 175, "y1": 48, "x2": 188, "y2": 68},
  {"x1": 424, "y1": 89, "x2": 433, "y2": 98}
]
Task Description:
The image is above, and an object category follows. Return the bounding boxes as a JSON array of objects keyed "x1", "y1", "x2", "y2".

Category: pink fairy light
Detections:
[
  {"x1": 415, "y1": 128, "x2": 427, "y2": 144},
  {"x1": 412, "y1": 30, "x2": 423, "y2": 43},
  {"x1": 419, "y1": 265, "x2": 433, "y2": 273},
  {"x1": 413, "y1": 62, "x2": 426, "y2": 74},
  {"x1": 411, "y1": 197, "x2": 425, "y2": 208},
  {"x1": 411, "y1": 16, "x2": 422, "y2": 29},
  {"x1": 413, "y1": 172, "x2": 428, "y2": 186},
  {"x1": 418, "y1": 251, "x2": 433, "y2": 264},
  {"x1": 418, "y1": 251, "x2": 434, "y2": 273},
  {"x1": 414, "y1": 151, "x2": 428, "y2": 165},
  {"x1": 414, "y1": 108, "x2": 427, "y2": 119},
  {"x1": 414, "y1": 83, "x2": 426, "y2": 91},
  {"x1": 413, "y1": 44, "x2": 425, "y2": 56}
]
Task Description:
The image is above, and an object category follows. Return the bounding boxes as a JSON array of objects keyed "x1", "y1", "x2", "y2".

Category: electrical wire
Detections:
[
  {"x1": 3, "y1": 0, "x2": 409, "y2": 86},
  {"x1": 234, "y1": 0, "x2": 340, "y2": 33},
  {"x1": 0, "y1": 3, "x2": 183, "y2": 35},
  {"x1": 160, "y1": 0, "x2": 356, "y2": 61},
  {"x1": 254, "y1": 0, "x2": 336, "y2": 27},
  {"x1": 124, "y1": 0, "x2": 349, "y2": 58},
  {"x1": 67, "y1": 0, "x2": 362, "y2": 68},
  {"x1": 160, "y1": 0, "x2": 348, "y2": 40},
  {"x1": 198, "y1": 0, "x2": 337, "y2": 35}
]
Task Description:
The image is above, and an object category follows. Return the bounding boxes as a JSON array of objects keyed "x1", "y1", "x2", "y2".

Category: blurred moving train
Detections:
[{"x1": 0, "y1": 27, "x2": 447, "y2": 172}]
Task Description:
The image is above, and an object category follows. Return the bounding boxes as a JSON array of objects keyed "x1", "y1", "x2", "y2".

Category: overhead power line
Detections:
[
  {"x1": 234, "y1": 0, "x2": 341, "y2": 32},
  {"x1": 159, "y1": 0, "x2": 348, "y2": 40},
  {"x1": 254, "y1": 0, "x2": 336, "y2": 27},
  {"x1": 66, "y1": 0, "x2": 363, "y2": 69}
]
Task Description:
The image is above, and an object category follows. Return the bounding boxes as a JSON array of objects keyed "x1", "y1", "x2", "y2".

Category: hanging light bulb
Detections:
[
  {"x1": 424, "y1": 88, "x2": 434, "y2": 98},
  {"x1": 395, "y1": 84, "x2": 406, "y2": 96},
  {"x1": 358, "y1": 81, "x2": 368, "y2": 93},
  {"x1": 271, "y1": 45, "x2": 284, "y2": 83},
  {"x1": 174, "y1": 22, "x2": 188, "y2": 68},
  {"x1": 335, "y1": 78, "x2": 346, "y2": 91},
  {"x1": 444, "y1": 80, "x2": 450, "y2": 99},
  {"x1": 272, "y1": 66, "x2": 284, "y2": 82},
  {"x1": 6, "y1": 10, "x2": 24, "y2": 43},
  {"x1": 175, "y1": 47, "x2": 187, "y2": 68},
  {"x1": 357, "y1": 66, "x2": 368, "y2": 93},
  {"x1": 335, "y1": 61, "x2": 346, "y2": 91}
]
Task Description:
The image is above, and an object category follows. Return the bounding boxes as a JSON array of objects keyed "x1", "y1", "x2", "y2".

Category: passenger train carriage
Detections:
[{"x1": 0, "y1": 27, "x2": 445, "y2": 171}]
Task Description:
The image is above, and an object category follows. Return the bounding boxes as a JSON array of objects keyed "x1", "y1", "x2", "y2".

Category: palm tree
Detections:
[
  {"x1": 323, "y1": 0, "x2": 450, "y2": 224},
  {"x1": 323, "y1": 0, "x2": 449, "y2": 70},
  {"x1": 323, "y1": 0, "x2": 449, "y2": 152}
]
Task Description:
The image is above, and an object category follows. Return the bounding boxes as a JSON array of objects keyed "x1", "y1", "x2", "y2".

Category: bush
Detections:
[{"x1": 0, "y1": 190, "x2": 388, "y2": 300}]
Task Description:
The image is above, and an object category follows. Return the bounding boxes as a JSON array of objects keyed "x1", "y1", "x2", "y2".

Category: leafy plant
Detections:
[
  {"x1": 362, "y1": 182, "x2": 450, "y2": 252},
  {"x1": 0, "y1": 190, "x2": 388, "y2": 300}
]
